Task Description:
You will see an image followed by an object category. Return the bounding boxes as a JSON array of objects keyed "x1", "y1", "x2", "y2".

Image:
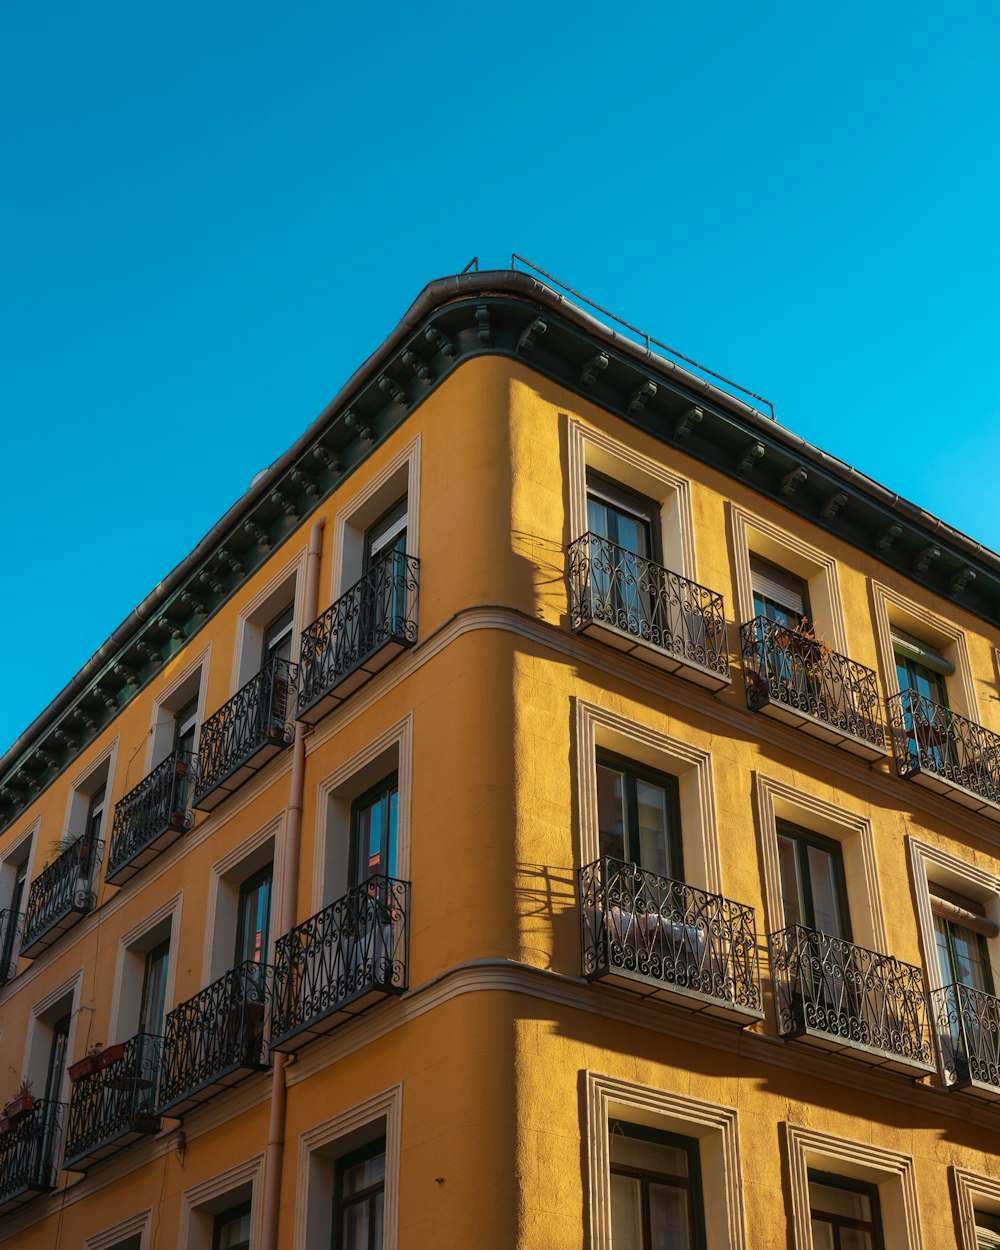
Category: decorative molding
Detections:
[
  {"x1": 953, "y1": 1166, "x2": 1000, "y2": 1250},
  {"x1": 229, "y1": 546, "x2": 307, "y2": 693},
  {"x1": 203, "y1": 813, "x2": 285, "y2": 984},
  {"x1": 84, "y1": 1208, "x2": 152, "y2": 1250},
  {"x1": 109, "y1": 892, "x2": 182, "y2": 1042},
  {"x1": 144, "y1": 643, "x2": 212, "y2": 775},
  {"x1": 574, "y1": 698, "x2": 722, "y2": 895},
  {"x1": 783, "y1": 1121, "x2": 923, "y2": 1250},
  {"x1": 585, "y1": 1071, "x2": 746, "y2": 1250},
  {"x1": 178, "y1": 1154, "x2": 264, "y2": 1250}
]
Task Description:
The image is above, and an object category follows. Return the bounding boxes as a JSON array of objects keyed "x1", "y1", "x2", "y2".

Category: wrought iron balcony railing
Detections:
[
  {"x1": 0, "y1": 1099, "x2": 64, "y2": 1214},
  {"x1": 0, "y1": 908, "x2": 23, "y2": 986},
  {"x1": 158, "y1": 960, "x2": 272, "y2": 1117},
  {"x1": 270, "y1": 875, "x2": 409, "y2": 1052},
  {"x1": 297, "y1": 550, "x2": 420, "y2": 724},
  {"x1": 770, "y1": 925, "x2": 933, "y2": 1072},
  {"x1": 21, "y1": 835, "x2": 103, "y2": 960},
  {"x1": 932, "y1": 982, "x2": 1000, "y2": 1099},
  {"x1": 579, "y1": 857, "x2": 763, "y2": 1021},
  {"x1": 567, "y1": 533, "x2": 730, "y2": 690},
  {"x1": 887, "y1": 690, "x2": 1000, "y2": 817},
  {"x1": 194, "y1": 657, "x2": 298, "y2": 812},
  {"x1": 63, "y1": 1032, "x2": 162, "y2": 1171},
  {"x1": 106, "y1": 749, "x2": 198, "y2": 884},
  {"x1": 740, "y1": 616, "x2": 885, "y2": 758}
]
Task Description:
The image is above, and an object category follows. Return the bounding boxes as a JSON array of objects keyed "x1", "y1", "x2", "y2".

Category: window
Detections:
[
  {"x1": 85, "y1": 786, "x2": 107, "y2": 843},
  {"x1": 350, "y1": 776, "x2": 398, "y2": 886},
  {"x1": 138, "y1": 939, "x2": 170, "y2": 1036},
  {"x1": 235, "y1": 865, "x2": 272, "y2": 967},
  {"x1": 808, "y1": 1171, "x2": 884, "y2": 1250},
  {"x1": 174, "y1": 698, "x2": 199, "y2": 756},
  {"x1": 975, "y1": 1209, "x2": 1000, "y2": 1250},
  {"x1": 262, "y1": 606, "x2": 294, "y2": 668},
  {"x1": 776, "y1": 823, "x2": 851, "y2": 939},
  {"x1": 596, "y1": 753, "x2": 682, "y2": 881},
  {"x1": 587, "y1": 474, "x2": 660, "y2": 562},
  {"x1": 364, "y1": 500, "x2": 408, "y2": 570},
  {"x1": 1, "y1": 861, "x2": 28, "y2": 978},
  {"x1": 212, "y1": 1201, "x2": 251, "y2": 1250},
  {"x1": 751, "y1": 556, "x2": 810, "y2": 628},
  {"x1": 334, "y1": 1140, "x2": 386, "y2": 1250},
  {"x1": 609, "y1": 1121, "x2": 705, "y2": 1250},
  {"x1": 40, "y1": 1012, "x2": 70, "y2": 1161},
  {"x1": 935, "y1": 912, "x2": 994, "y2": 995},
  {"x1": 892, "y1": 629, "x2": 952, "y2": 707}
]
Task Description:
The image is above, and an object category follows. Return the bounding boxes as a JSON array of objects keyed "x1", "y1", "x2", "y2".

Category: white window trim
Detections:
[
  {"x1": 783, "y1": 1121, "x2": 923, "y2": 1250},
  {"x1": 753, "y1": 772, "x2": 887, "y2": 951},
  {"x1": 144, "y1": 643, "x2": 212, "y2": 775},
  {"x1": 203, "y1": 813, "x2": 285, "y2": 985},
  {"x1": 329, "y1": 433, "x2": 420, "y2": 601},
  {"x1": 24, "y1": 969, "x2": 83, "y2": 1103},
  {"x1": 567, "y1": 416, "x2": 697, "y2": 579},
  {"x1": 294, "y1": 1083, "x2": 402, "y2": 1250},
  {"x1": 954, "y1": 1166, "x2": 1000, "y2": 1250},
  {"x1": 574, "y1": 698, "x2": 722, "y2": 895},
  {"x1": 729, "y1": 502, "x2": 849, "y2": 654},
  {"x1": 310, "y1": 714, "x2": 413, "y2": 915},
  {"x1": 1, "y1": 814, "x2": 41, "y2": 907},
  {"x1": 585, "y1": 1071, "x2": 746, "y2": 1250},
  {"x1": 108, "y1": 892, "x2": 182, "y2": 1042},
  {"x1": 84, "y1": 1208, "x2": 152, "y2": 1250},
  {"x1": 870, "y1": 578, "x2": 977, "y2": 720},
  {"x1": 230, "y1": 549, "x2": 307, "y2": 694},
  {"x1": 178, "y1": 1154, "x2": 264, "y2": 1250}
]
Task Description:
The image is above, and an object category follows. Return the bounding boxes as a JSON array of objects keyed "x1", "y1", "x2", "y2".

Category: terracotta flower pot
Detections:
[
  {"x1": 68, "y1": 1054, "x2": 102, "y2": 1082},
  {"x1": 2, "y1": 1095, "x2": 34, "y2": 1119}
]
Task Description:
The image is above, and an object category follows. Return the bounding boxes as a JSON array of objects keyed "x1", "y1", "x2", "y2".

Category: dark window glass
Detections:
[
  {"x1": 975, "y1": 1209, "x2": 1000, "y2": 1249},
  {"x1": 934, "y1": 914, "x2": 994, "y2": 994},
  {"x1": 334, "y1": 1139, "x2": 385, "y2": 1250},
  {"x1": 750, "y1": 556, "x2": 810, "y2": 627},
  {"x1": 85, "y1": 785, "x2": 106, "y2": 842},
  {"x1": 895, "y1": 652, "x2": 948, "y2": 708},
  {"x1": 608, "y1": 1121, "x2": 705, "y2": 1250},
  {"x1": 808, "y1": 1171, "x2": 884, "y2": 1250},
  {"x1": 262, "y1": 606, "x2": 294, "y2": 668},
  {"x1": 174, "y1": 698, "x2": 199, "y2": 755},
  {"x1": 41, "y1": 1013, "x2": 70, "y2": 1163},
  {"x1": 213, "y1": 1201, "x2": 252, "y2": 1250},
  {"x1": 236, "y1": 865, "x2": 273, "y2": 967},
  {"x1": 596, "y1": 753, "x2": 682, "y2": 881},
  {"x1": 586, "y1": 476, "x2": 658, "y2": 562},
  {"x1": 776, "y1": 823, "x2": 851, "y2": 939},
  {"x1": 138, "y1": 939, "x2": 170, "y2": 1036},
  {"x1": 350, "y1": 776, "x2": 398, "y2": 886},
  {"x1": 364, "y1": 500, "x2": 408, "y2": 570},
  {"x1": 1, "y1": 863, "x2": 27, "y2": 972}
]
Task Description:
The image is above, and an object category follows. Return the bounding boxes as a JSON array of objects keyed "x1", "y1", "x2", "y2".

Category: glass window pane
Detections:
[
  {"x1": 840, "y1": 1228, "x2": 876, "y2": 1250},
  {"x1": 948, "y1": 922, "x2": 991, "y2": 992},
  {"x1": 341, "y1": 1150, "x2": 386, "y2": 1196},
  {"x1": 635, "y1": 779, "x2": 674, "y2": 879},
  {"x1": 810, "y1": 1219, "x2": 836, "y2": 1250},
  {"x1": 777, "y1": 834, "x2": 805, "y2": 928},
  {"x1": 610, "y1": 1133, "x2": 689, "y2": 1178},
  {"x1": 609, "y1": 1173, "x2": 643, "y2": 1250},
  {"x1": 597, "y1": 765, "x2": 627, "y2": 862},
  {"x1": 810, "y1": 1180, "x2": 871, "y2": 1220},
  {"x1": 934, "y1": 915, "x2": 955, "y2": 986},
  {"x1": 340, "y1": 1202, "x2": 370, "y2": 1250},
  {"x1": 215, "y1": 1210, "x2": 251, "y2": 1250},
  {"x1": 806, "y1": 845, "x2": 845, "y2": 938},
  {"x1": 648, "y1": 1181, "x2": 693, "y2": 1248},
  {"x1": 587, "y1": 496, "x2": 610, "y2": 541}
]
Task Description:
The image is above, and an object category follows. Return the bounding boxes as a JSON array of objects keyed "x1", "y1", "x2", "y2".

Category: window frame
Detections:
[
  {"x1": 808, "y1": 1168, "x2": 885, "y2": 1250},
  {"x1": 596, "y1": 749, "x2": 683, "y2": 881},
  {"x1": 348, "y1": 773, "x2": 399, "y2": 888},
  {"x1": 211, "y1": 1199, "x2": 252, "y2": 1250},
  {"x1": 235, "y1": 862, "x2": 274, "y2": 968},
  {"x1": 332, "y1": 1137, "x2": 387, "y2": 1250},
  {"x1": 775, "y1": 820, "x2": 852, "y2": 940},
  {"x1": 608, "y1": 1119, "x2": 707, "y2": 1250},
  {"x1": 585, "y1": 471, "x2": 663, "y2": 564},
  {"x1": 750, "y1": 554, "x2": 812, "y2": 625}
]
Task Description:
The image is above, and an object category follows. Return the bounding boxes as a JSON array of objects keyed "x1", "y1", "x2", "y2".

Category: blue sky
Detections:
[{"x1": 3, "y1": 1, "x2": 999, "y2": 754}]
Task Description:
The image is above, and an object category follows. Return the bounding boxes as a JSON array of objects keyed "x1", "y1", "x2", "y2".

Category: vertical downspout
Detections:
[{"x1": 261, "y1": 517, "x2": 325, "y2": 1250}]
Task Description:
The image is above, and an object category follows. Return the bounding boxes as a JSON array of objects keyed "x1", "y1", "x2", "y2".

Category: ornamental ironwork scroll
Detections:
[
  {"x1": 0, "y1": 908, "x2": 23, "y2": 986},
  {"x1": 932, "y1": 982, "x2": 1000, "y2": 1090},
  {"x1": 64, "y1": 1032, "x2": 162, "y2": 1167},
  {"x1": 107, "y1": 749, "x2": 197, "y2": 879},
  {"x1": 740, "y1": 616, "x2": 885, "y2": 749},
  {"x1": 158, "y1": 960, "x2": 271, "y2": 1111},
  {"x1": 195, "y1": 657, "x2": 298, "y2": 800},
  {"x1": 770, "y1": 925, "x2": 932, "y2": 1064},
  {"x1": 0, "y1": 1100, "x2": 63, "y2": 1208},
  {"x1": 567, "y1": 533, "x2": 730, "y2": 678},
  {"x1": 887, "y1": 689, "x2": 1000, "y2": 804},
  {"x1": 579, "y1": 856, "x2": 762, "y2": 1012},
  {"x1": 22, "y1": 836, "x2": 103, "y2": 953},
  {"x1": 271, "y1": 876, "x2": 409, "y2": 1045},
  {"x1": 298, "y1": 551, "x2": 420, "y2": 715}
]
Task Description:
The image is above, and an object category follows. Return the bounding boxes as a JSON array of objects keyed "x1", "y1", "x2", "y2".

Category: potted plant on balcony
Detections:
[
  {"x1": 773, "y1": 617, "x2": 830, "y2": 671},
  {"x1": 1, "y1": 1076, "x2": 34, "y2": 1129}
]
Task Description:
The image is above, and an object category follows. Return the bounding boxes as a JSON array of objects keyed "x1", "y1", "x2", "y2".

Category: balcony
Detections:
[
  {"x1": 740, "y1": 617, "x2": 885, "y2": 759},
  {"x1": 297, "y1": 551, "x2": 420, "y2": 725},
  {"x1": 270, "y1": 876, "x2": 409, "y2": 1053},
  {"x1": 194, "y1": 658, "x2": 298, "y2": 813},
  {"x1": 63, "y1": 1033, "x2": 162, "y2": 1172},
  {"x1": 887, "y1": 690, "x2": 1000, "y2": 820},
  {"x1": 770, "y1": 925, "x2": 933, "y2": 1074},
  {"x1": 21, "y1": 835, "x2": 103, "y2": 959},
  {"x1": 106, "y1": 750, "x2": 198, "y2": 884},
  {"x1": 566, "y1": 533, "x2": 730, "y2": 690},
  {"x1": 0, "y1": 1100, "x2": 63, "y2": 1215},
  {"x1": 157, "y1": 961, "x2": 272, "y2": 1117},
  {"x1": 932, "y1": 983, "x2": 1000, "y2": 1101},
  {"x1": 0, "y1": 908, "x2": 23, "y2": 986},
  {"x1": 579, "y1": 857, "x2": 763, "y2": 1023}
]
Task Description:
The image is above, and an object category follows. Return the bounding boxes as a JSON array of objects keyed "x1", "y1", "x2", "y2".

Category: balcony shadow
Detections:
[{"x1": 515, "y1": 860, "x2": 578, "y2": 972}]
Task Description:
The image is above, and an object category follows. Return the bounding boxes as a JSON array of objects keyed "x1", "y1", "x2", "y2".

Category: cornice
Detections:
[{"x1": 4, "y1": 269, "x2": 999, "y2": 834}]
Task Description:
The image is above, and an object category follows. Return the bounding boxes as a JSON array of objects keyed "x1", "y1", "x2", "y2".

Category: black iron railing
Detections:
[
  {"x1": 271, "y1": 876, "x2": 409, "y2": 1049},
  {"x1": 567, "y1": 533, "x2": 730, "y2": 679},
  {"x1": 158, "y1": 961, "x2": 271, "y2": 1114},
  {"x1": 770, "y1": 925, "x2": 932, "y2": 1065},
  {"x1": 194, "y1": 657, "x2": 298, "y2": 806},
  {"x1": 22, "y1": 836, "x2": 103, "y2": 958},
  {"x1": 0, "y1": 1100, "x2": 63, "y2": 1212},
  {"x1": 887, "y1": 690, "x2": 1000, "y2": 805},
  {"x1": 63, "y1": 1033, "x2": 161, "y2": 1169},
  {"x1": 107, "y1": 750, "x2": 198, "y2": 883},
  {"x1": 580, "y1": 857, "x2": 762, "y2": 1014},
  {"x1": 298, "y1": 550, "x2": 420, "y2": 720},
  {"x1": 932, "y1": 982, "x2": 1000, "y2": 1091},
  {"x1": 0, "y1": 908, "x2": 23, "y2": 985},
  {"x1": 741, "y1": 616, "x2": 885, "y2": 749}
]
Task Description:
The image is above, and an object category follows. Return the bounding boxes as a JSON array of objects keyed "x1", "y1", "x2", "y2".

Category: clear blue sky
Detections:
[{"x1": 3, "y1": 1, "x2": 999, "y2": 755}]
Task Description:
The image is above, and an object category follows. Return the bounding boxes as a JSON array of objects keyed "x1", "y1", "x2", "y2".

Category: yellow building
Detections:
[{"x1": 2, "y1": 266, "x2": 1000, "y2": 1250}]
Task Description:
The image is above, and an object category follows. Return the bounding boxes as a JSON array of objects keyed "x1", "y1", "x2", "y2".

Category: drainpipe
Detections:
[{"x1": 261, "y1": 516, "x2": 325, "y2": 1250}]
